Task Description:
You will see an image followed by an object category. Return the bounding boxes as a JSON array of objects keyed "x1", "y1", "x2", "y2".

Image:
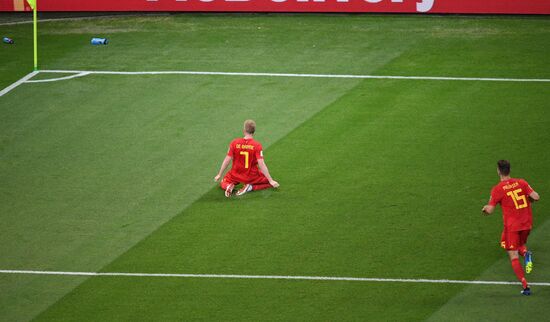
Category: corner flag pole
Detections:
[
  {"x1": 33, "y1": 0, "x2": 38, "y2": 71},
  {"x1": 26, "y1": 0, "x2": 38, "y2": 70}
]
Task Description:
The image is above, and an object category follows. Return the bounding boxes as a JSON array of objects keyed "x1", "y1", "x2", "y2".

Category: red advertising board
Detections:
[{"x1": 2, "y1": 0, "x2": 550, "y2": 14}]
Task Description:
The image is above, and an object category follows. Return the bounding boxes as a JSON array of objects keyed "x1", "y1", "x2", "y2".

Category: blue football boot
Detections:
[{"x1": 525, "y1": 251, "x2": 533, "y2": 274}]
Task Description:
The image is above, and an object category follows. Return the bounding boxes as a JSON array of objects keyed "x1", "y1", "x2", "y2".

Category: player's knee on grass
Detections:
[
  {"x1": 252, "y1": 183, "x2": 273, "y2": 191},
  {"x1": 220, "y1": 180, "x2": 232, "y2": 190}
]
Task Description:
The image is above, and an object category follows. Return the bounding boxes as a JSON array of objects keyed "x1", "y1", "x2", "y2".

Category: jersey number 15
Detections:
[{"x1": 507, "y1": 189, "x2": 527, "y2": 210}]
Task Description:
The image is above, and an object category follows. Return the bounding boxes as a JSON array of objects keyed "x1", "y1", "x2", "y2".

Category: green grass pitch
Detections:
[{"x1": 1, "y1": 13, "x2": 550, "y2": 321}]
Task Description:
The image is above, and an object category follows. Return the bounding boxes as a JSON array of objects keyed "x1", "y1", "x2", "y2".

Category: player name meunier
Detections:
[
  {"x1": 236, "y1": 144, "x2": 255, "y2": 150},
  {"x1": 502, "y1": 182, "x2": 519, "y2": 190}
]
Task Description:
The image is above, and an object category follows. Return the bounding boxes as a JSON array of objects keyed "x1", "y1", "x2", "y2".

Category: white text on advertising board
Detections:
[{"x1": 152, "y1": 0, "x2": 436, "y2": 13}]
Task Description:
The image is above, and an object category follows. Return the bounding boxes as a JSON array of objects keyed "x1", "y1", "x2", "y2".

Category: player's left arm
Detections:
[{"x1": 522, "y1": 180, "x2": 540, "y2": 202}]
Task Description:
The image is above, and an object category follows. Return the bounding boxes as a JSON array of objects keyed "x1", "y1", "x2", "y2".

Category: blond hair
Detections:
[{"x1": 244, "y1": 120, "x2": 256, "y2": 134}]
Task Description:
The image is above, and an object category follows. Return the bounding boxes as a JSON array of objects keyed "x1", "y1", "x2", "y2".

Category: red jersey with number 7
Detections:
[
  {"x1": 227, "y1": 138, "x2": 264, "y2": 182},
  {"x1": 488, "y1": 178, "x2": 534, "y2": 232}
]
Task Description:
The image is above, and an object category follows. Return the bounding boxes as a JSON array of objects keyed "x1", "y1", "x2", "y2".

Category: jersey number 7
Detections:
[{"x1": 240, "y1": 151, "x2": 249, "y2": 169}]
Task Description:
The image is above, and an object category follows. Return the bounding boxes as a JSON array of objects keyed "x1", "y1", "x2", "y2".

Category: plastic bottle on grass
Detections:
[
  {"x1": 3, "y1": 37, "x2": 14, "y2": 44},
  {"x1": 91, "y1": 38, "x2": 108, "y2": 45}
]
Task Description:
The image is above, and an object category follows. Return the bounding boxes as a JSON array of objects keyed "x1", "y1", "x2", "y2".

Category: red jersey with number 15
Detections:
[
  {"x1": 488, "y1": 178, "x2": 534, "y2": 232},
  {"x1": 227, "y1": 138, "x2": 264, "y2": 182}
]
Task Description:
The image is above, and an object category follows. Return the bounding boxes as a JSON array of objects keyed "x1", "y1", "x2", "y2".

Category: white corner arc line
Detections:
[
  {"x1": 1, "y1": 270, "x2": 549, "y2": 286},
  {"x1": 37, "y1": 69, "x2": 550, "y2": 83},
  {"x1": 25, "y1": 72, "x2": 91, "y2": 83},
  {"x1": 0, "y1": 71, "x2": 39, "y2": 97}
]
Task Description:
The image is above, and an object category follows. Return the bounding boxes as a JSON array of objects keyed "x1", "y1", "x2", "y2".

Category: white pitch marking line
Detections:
[
  {"x1": 0, "y1": 14, "x2": 164, "y2": 26},
  {"x1": 1, "y1": 270, "x2": 550, "y2": 286},
  {"x1": 25, "y1": 72, "x2": 91, "y2": 83},
  {"x1": 37, "y1": 69, "x2": 550, "y2": 83},
  {"x1": 0, "y1": 71, "x2": 39, "y2": 97}
]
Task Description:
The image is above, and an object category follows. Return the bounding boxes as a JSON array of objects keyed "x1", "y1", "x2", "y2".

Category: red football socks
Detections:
[
  {"x1": 511, "y1": 258, "x2": 528, "y2": 289},
  {"x1": 518, "y1": 246, "x2": 528, "y2": 257},
  {"x1": 252, "y1": 183, "x2": 273, "y2": 191}
]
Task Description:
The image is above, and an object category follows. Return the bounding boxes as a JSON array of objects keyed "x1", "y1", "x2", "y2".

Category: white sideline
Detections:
[
  {"x1": 0, "y1": 71, "x2": 38, "y2": 97},
  {"x1": 35, "y1": 69, "x2": 550, "y2": 83},
  {"x1": 1, "y1": 269, "x2": 549, "y2": 286}
]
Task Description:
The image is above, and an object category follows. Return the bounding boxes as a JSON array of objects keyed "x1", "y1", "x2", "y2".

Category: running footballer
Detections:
[
  {"x1": 482, "y1": 160, "x2": 540, "y2": 296},
  {"x1": 214, "y1": 120, "x2": 279, "y2": 197}
]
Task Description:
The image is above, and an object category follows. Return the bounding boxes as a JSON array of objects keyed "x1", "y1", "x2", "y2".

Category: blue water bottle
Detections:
[
  {"x1": 91, "y1": 38, "x2": 108, "y2": 45},
  {"x1": 3, "y1": 37, "x2": 14, "y2": 44}
]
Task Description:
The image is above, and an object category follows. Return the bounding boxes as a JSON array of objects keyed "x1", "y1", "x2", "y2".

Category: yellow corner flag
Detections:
[
  {"x1": 26, "y1": 0, "x2": 38, "y2": 70},
  {"x1": 26, "y1": 0, "x2": 36, "y2": 10}
]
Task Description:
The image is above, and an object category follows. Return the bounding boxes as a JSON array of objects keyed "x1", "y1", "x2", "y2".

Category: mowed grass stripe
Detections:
[
  {"x1": 35, "y1": 80, "x2": 550, "y2": 321},
  {"x1": 0, "y1": 76, "x2": 362, "y2": 322},
  {"x1": 428, "y1": 220, "x2": 550, "y2": 321},
  {"x1": 2, "y1": 14, "x2": 425, "y2": 321},
  {"x1": 2, "y1": 14, "x2": 549, "y2": 322},
  {"x1": 1, "y1": 14, "x2": 424, "y2": 97},
  {"x1": 6, "y1": 14, "x2": 549, "y2": 90}
]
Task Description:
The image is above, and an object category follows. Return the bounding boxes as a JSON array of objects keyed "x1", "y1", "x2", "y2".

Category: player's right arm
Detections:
[
  {"x1": 257, "y1": 159, "x2": 279, "y2": 188},
  {"x1": 482, "y1": 205, "x2": 495, "y2": 215},
  {"x1": 529, "y1": 191, "x2": 540, "y2": 202},
  {"x1": 482, "y1": 186, "x2": 500, "y2": 215}
]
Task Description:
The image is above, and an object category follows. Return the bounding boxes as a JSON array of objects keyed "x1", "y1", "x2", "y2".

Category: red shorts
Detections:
[
  {"x1": 500, "y1": 230, "x2": 530, "y2": 251},
  {"x1": 222, "y1": 171, "x2": 269, "y2": 186}
]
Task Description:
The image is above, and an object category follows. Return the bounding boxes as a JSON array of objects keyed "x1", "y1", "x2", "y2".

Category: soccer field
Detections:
[{"x1": 1, "y1": 14, "x2": 550, "y2": 321}]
